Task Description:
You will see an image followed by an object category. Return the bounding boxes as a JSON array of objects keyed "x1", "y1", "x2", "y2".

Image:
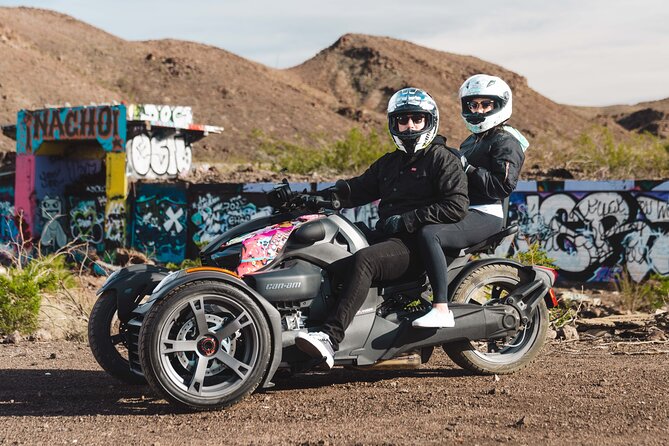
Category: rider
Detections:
[
  {"x1": 411, "y1": 74, "x2": 529, "y2": 328},
  {"x1": 295, "y1": 87, "x2": 469, "y2": 368}
]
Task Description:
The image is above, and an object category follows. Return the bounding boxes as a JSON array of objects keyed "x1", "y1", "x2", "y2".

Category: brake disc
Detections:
[{"x1": 175, "y1": 313, "x2": 236, "y2": 376}]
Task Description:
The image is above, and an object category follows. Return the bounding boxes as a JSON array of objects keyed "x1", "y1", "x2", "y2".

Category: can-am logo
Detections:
[{"x1": 265, "y1": 282, "x2": 302, "y2": 290}]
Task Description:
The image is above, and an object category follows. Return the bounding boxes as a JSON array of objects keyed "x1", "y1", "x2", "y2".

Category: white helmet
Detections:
[
  {"x1": 459, "y1": 74, "x2": 512, "y2": 133},
  {"x1": 387, "y1": 88, "x2": 439, "y2": 154}
]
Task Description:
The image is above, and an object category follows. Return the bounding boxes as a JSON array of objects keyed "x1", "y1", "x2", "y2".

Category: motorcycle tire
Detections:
[
  {"x1": 88, "y1": 290, "x2": 146, "y2": 384},
  {"x1": 444, "y1": 264, "x2": 548, "y2": 375},
  {"x1": 139, "y1": 280, "x2": 272, "y2": 410}
]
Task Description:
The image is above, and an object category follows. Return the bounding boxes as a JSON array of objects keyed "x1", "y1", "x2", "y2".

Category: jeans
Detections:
[
  {"x1": 417, "y1": 210, "x2": 503, "y2": 304},
  {"x1": 322, "y1": 234, "x2": 422, "y2": 350}
]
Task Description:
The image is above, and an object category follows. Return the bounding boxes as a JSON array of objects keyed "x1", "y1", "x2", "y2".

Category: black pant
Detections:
[
  {"x1": 417, "y1": 210, "x2": 503, "y2": 303},
  {"x1": 322, "y1": 234, "x2": 422, "y2": 350}
]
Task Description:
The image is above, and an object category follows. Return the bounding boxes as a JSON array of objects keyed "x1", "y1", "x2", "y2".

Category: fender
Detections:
[
  {"x1": 447, "y1": 258, "x2": 556, "y2": 308},
  {"x1": 97, "y1": 264, "x2": 171, "y2": 322},
  {"x1": 448, "y1": 257, "x2": 534, "y2": 298},
  {"x1": 147, "y1": 267, "x2": 283, "y2": 390}
]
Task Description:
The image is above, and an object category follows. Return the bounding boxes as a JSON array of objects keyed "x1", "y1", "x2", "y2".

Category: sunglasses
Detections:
[
  {"x1": 396, "y1": 114, "x2": 426, "y2": 125},
  {"x1": 467, "y1": 100, "x2": 495, "y2": 111}
]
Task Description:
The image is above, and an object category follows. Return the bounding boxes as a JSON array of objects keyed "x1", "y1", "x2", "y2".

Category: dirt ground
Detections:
[{"x1": 1, "y1": 336, "x2": 668, "y2": 446}]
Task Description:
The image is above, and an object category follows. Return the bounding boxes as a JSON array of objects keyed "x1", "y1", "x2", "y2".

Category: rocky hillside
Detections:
[
  {"x1": 0, "y1": 7, "x2": 666, "y2": 177},
  {"x1": 572, "y1": 98, "x2": 669, "y2": 139}
]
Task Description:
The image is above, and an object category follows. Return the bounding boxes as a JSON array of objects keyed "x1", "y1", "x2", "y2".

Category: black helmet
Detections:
[{"x1": 387, "y1": 87, "x2": 439, "y2": 154}]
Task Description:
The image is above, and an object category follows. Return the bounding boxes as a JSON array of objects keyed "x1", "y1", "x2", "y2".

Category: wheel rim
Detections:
[
  {"x1": 462, "y1": 274, "x2": 543, "y2": 364},
  {"x1": 156, "y1": 293, "x2": 261, "y2": 399}
]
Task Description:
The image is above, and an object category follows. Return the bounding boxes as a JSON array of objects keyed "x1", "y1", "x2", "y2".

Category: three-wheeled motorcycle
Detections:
[{"x1": 88, "y1": 181, "x2": 557, "y2": 410}]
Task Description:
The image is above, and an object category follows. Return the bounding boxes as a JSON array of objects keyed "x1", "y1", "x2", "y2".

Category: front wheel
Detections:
[
  {"x1": 444, "y1": 264, "x2": 548, "y2": 375},
  {"x1": 139, "y1": 280, "x2": 272, "y2": 410},
  {"x1": 88, "y1": 291, "x2": 146, "y2": 384}
]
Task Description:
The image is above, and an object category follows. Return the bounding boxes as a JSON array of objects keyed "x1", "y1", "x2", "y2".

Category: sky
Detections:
[{"x1": 1, "y1": 0, "x2": 667, "y2": 106}]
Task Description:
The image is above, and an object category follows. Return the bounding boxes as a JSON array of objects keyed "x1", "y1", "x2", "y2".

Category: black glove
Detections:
[
  {"x1": 382, "y1": 215, "x2": 406, "y2": 234},
  {"x1": 459, "y1": 154, "x2": 476, "y2": 174},
  {"x1": 267, "y1": 180, "x2": 292, "y2": 209}
]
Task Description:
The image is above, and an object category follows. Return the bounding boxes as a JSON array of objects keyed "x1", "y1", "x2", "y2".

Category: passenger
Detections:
[
  {"x1": 412, "y1": 74, "x2": 529, "y2": 328},
  {"x1": 295, "y1": 87, "x2": 469, "y2": 368}
]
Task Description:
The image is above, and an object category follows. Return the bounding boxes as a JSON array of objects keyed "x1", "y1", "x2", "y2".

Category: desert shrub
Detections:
[
  {"x1": 0, "y1": 253, "x2": 73, "y2": 335},
  {"x1": 166, "y1": 257, "x2": 202, "y2": 271},
  {"x1": 512, "y1": 241, "x2": 558, "y2": 269},
  {"x1": 573, "y1": 126, "x2": 669, "y2": 179},
  {"x1": 254, "y1": 127, "x2": 393, "y2": 175},
  {"x1": 615, "y1": 268, "x2": 669, "y2": 312}
]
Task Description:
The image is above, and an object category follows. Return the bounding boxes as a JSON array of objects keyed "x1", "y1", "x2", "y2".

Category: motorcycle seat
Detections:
[
  {"x1": 373, "y1": 224, "x2": 518, "y2": 292},
  {"x1": 461, "y1": 224, "x2": 518, "y2": 255}
]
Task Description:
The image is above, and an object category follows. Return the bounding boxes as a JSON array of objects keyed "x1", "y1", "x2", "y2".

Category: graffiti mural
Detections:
[
  {"x1": 16, "y1": 105, "x2": 127, "y2": 154},
  {"x1": 105, "y1": 199, "x2": 127, "y2": 248},
  {"x1": 0, "y1": 184, "x2": 18, "y2": 254},
  {"x1": 187, "y1": 184, "x2": 273, "y2": 257},
  {"x1": 190, "y1": 193, "x2": 272, "y2": 245},
  {"x1": 66, "y1": 183, "x2": 106, "y2": 251},
  {"x1": 131, "y1": 183, "x2": 188, "y2": 264},
  {"x1": 126, "y1": 130, "x2": 192, "y2": 179},
  {"x1": 127, "y1": 104, "x2": 194, "y2": 128},
  {"x1": 500, "y1": 185, "x2": 669, "y2": 283},
  {"x1": 39, "y1": 195, "x2": 67, "y2": 252},
  {"x1": 33, "y1": 157, "x2": 106, "y2": 252}
]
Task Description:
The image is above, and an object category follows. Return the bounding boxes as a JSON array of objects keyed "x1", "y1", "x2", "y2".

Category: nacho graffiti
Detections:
[
  {"x1": 17, "y1": 105, "x2": 126, "y2": 153},
  {"x1": 504, "y1": 191, "x2": 669, "y2": 282}
]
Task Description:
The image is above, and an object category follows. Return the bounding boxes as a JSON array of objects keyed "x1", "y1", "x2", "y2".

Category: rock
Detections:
[
  {"x1": 559, "y1": 325, "x2": 579, "y2": 341},
  {"x1": 31, "y1": 329, "x2": 53, "y2": 342},
  {"x1": 577, "y1": 314, "x2": 654, "y2": 329},
  {"x1": 582, "y1": 328, "x2": 612, "y2": 338},
  {"x1": 547, "y1": 328, "x2": 558, "y2": 339},
  {"x1": 561, "y1": 291, "x2": 601, "y2": 306},
  {"x1": 646, "y1": 328, "x2": 667, "y2": 342},
  {"x1": 5, "y1": 331, "x2": 23, "y2": 344}
]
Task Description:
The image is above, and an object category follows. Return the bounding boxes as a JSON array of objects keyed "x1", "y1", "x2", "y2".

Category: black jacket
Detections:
[
  {"x1": 460, "y1": 126, "x2": 526, "y2": 206},
  {"x1": 345, "y1": 136, "x2": 469, "y2": 233}
]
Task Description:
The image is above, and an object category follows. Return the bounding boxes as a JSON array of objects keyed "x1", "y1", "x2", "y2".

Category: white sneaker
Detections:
[
  {"x1": 295, "y1": 331, "x2": 335, "y2": 369},
  {"x1": 412, "y1": 308, "x2": 455, "y2": 328}
]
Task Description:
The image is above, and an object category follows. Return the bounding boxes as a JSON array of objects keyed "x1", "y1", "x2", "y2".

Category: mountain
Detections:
[
  {"x1": 0, "y1": 7, "x2": 665, "y2": 179},
  {"x1": 572, "y1": 98, "x2": 669, "y2": 138}
]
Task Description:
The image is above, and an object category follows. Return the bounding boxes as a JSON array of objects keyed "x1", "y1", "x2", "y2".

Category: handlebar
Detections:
[{"x1": 266, "y1": 179, "x2": 342, "y2": 212}]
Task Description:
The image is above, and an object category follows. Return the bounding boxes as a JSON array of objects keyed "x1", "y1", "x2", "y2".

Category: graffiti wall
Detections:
[
  {"x1": 130, "y1": 182, "x2": 189, "y2": 264},
  {"x1": 496, "y1": 180, "x2": 669, "y2": 283},
  {"x1": 125, "y1": 129, "x2": 193, "y2": 180},
  {"x1": 3, "y1": 176, "x2": 669, "y2": 283},
  {"x1": 127, "y1": 104, "x2": 194, "y2": 129},
  {"x1": 188, "y1": 184, "x2": 274, "y2": 254},
  {"x1": 33, "y1": 156, "x2": 106, "y2": 252},
  {"x1": 0, "y1": 180, "x2": 18, "y2": 254}
]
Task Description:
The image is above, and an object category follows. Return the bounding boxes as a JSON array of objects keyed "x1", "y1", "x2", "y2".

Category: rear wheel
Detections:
[
  {"x1": 139, "y1": 280, "x2": 272, "y2": 410},
  {"x1": 88, "y1": 291, "x2": 145, "y2": 384},
  {"x1": 444, "y1": 264, "x2": 548, "y2": 375}
]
